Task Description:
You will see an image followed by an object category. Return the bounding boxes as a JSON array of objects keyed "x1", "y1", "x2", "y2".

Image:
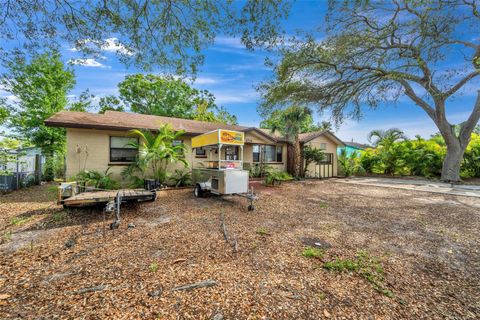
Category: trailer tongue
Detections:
[{"x1": 191, "y1": 129, "x2": 257, "y2": 210}]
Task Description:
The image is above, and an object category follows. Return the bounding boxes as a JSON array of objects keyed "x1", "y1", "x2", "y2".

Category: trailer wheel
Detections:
[{"x1": 194, "y1": 184, "x2": 203, "y2": 198}]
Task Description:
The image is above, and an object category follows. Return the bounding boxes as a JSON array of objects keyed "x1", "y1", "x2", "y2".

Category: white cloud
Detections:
[
  {"x1": 5, "y1": 95, "x2": 19, "y2": 103},
  {"x1": 192, "y1": 77, "x2": 218, "y2": 85},
  {"x1": 215, "y1": 36, "x2": 245, "y2": 49},
  {"x1": 101, "y1": 38, "x2": 134, "y2": 56},
  {"x1": 213, "y1": 90, "x2": 258, "y2": 104},
  {"x1": 69, "y1": 38, "x2": 134, "y2": 56},
  {"x1": 68, "y1": 58, "x2": 109, "y2": 68}
]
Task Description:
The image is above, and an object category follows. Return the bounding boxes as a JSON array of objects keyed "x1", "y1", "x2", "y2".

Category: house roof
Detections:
[
  {"x1": 45, "y1": 110, "x2": 277, "y2": 141},
  {"x1": 298, "y1": 131, "x2": 345, "y2": 146},
  {"x1": 343, "y1": 141, "x2": 369, "y2": 149}
]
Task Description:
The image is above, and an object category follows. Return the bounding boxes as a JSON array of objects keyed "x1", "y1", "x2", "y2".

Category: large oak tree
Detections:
[{"x1": 260, "y1": 0, "x2": 480, "y2": 182}]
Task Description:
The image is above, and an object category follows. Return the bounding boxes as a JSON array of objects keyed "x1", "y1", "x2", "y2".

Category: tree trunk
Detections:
[
  {"x1": 441, "y1": 143, "x2": 465, "y2": 182},
  {"x1": 294, "y1": 138, "x2": 301, "y2": 177}
]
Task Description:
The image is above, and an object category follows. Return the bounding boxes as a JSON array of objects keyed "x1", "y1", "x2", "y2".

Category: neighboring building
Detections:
[
  {"x1": 44, "y1": 111, "x2": 345, "y2": 181},
  {"x1": 251, "y1": 129, "x2": 344, "y2": 178},
  {"x1": 338, "y1": 140, "x2": 369, "y2": 156}
]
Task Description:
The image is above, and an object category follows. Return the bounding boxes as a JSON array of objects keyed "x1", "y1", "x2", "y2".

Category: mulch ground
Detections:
[{"x1": 0, "y1": 180, "x2": 479, "y2": 319}]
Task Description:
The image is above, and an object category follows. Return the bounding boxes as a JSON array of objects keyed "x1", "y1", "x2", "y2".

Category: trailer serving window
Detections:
[{"x1": 110, "y1": 137, "x2": 138, "y2": 162}]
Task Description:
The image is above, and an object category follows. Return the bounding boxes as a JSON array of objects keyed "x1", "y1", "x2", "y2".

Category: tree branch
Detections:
[
  {"x1": 398, "y1": 79, "x2": 436, "y2": 119},
  {"x1": 444, "y1": 70, "x2": 480, "y2": 97},
  {"x1": 459, "y1": 90, "x2": 480, "y2": 145}
]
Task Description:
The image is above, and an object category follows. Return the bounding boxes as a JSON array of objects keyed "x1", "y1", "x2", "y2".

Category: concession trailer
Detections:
[{"x1": 191, "y1": 129, "x2": 257, "y2": 210}]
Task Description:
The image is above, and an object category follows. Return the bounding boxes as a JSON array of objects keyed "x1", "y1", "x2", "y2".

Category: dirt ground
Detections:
[{"x1": 0, "y1": 180, "x2": 479, "y2": 319}]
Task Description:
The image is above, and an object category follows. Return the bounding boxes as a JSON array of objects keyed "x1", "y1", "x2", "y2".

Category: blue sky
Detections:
[{"x1": 1, "y1": 1, "x2": 478, "y2": 143}]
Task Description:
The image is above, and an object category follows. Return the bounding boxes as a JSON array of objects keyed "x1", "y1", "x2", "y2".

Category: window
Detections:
[
  {"x1": 264, "y1": 145, "x2": 276, "y2": 162},
  {"x1": 276, "y1": 146, "x2": 283, "y2": 162},
  {"x1": 110, "y1": 137, "x2": 138, "y2": 162},
  {"x1": 252, "y1": 144, "x2": 283, "y2": 163},
  {"x1": 195, "y1": 147, "x2": 206, "y2": 157},
  {"x1": 319, "y1": 153, "x2": 333, "y2": 164},
  {"x1": 225, "y1": 146, "x2": 239, "y2": 160},
  {"x1": 252, "y1": 145, "x2": 260, "y2": 162},
  {"x1": 319, "y1": 143, "x2": 327, "y2": 150}
]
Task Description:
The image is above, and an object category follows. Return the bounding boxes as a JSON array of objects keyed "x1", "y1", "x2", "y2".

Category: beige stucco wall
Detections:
[
  {"x1": 66, "y1": 128, "x2": 288, "y2": 183},
  {"x1": 303, "y1": 135, "x2": 339, "y2": 178}
]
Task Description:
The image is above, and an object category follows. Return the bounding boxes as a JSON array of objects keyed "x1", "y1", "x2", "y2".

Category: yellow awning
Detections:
[{"x1": 191, "y1": 129, "x2": 244, "y2": 148}]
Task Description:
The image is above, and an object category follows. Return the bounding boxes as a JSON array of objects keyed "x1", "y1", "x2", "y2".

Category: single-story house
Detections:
[
  {"x1": 44, "y1": 110, "x2": 344, "y2": 181},
  {"x1": 338, "y1": 140, "x2": 369, "y2": 156}
]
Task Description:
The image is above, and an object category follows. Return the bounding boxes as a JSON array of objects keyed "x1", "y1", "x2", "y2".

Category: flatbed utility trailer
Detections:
[
  {"x1": 191, "y1": 129, "x2": 257, "y2": 210},
  {"x1": 58, "y1": 182, "x2": 156, "y2": 228}
]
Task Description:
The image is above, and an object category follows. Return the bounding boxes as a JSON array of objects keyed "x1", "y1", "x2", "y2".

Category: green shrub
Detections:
[
  {"x1": 338, "y1": 149, "x2": 364, "y2": 177},
  {"x1": 462, "y1": 133, "x2": 480, "y2": 178},
  {"x1": 75, "y1": 167, "x2": 119, "y2": 190},
  {"x1": 249, "y1": 163, "x2": 263, "y2": 178},
  {"x1": 43, "y1": 157, "x2": 55, "y2": 181},
  {"x1": 170, "y1": 169, "x2": 192, "y2": 187},
  {"x1": 264, "y1": 169, "x2": 293, "y2": 186}
]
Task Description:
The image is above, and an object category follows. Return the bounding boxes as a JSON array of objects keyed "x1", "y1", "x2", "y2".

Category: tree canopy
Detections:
[
  {"x1": 0, "y1": 51, "x2": 75, "y2": 155},
  {"x1": 118, "y1": 74, "x2": 237, "y2": 124},
  {"x1": 259, "y1": 0, "x2": 480, "y2": 181},
  {"x1": 0, "y1": 0, "x2": 290, "y2": 73},
  {"x1": 260, "y1": 107, "x2": 332, "y2": 133}
]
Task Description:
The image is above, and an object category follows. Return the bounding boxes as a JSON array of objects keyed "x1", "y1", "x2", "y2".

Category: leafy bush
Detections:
[
  {"x1": 75, "y1": 167, "x2": 119, "y2": 190},
  {"x1": 170, "y1": 169, "x2": 192, "y2": 187},
  {"x1": 462, "y1": 133, "x2": 480, "y2": 178},
  {"x1": 303, "y1": 145, "x2": 325, "y2": 177},
  {"x1": 249, "y1": 163, "x2": 263, "y2": 178},
  {"x1": 338, "y1": 149, "x2": 364, "y2": 177},
  {"x1": 43, "y1": 157, "x2": 55, "y2": 181},
  {"x1": 264, "y1": 168, "x2": 293, "y2": 186}
]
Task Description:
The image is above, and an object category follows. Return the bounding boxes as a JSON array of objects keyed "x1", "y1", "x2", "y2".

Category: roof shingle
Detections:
[{"x1": 45, "y1": 110, "x2": 250, "y2": 134}]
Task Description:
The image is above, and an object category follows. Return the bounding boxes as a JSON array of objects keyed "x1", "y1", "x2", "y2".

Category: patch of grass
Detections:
[
  {"x1": 323, "y1": 258, "x2": 358, "y2": 272},
  {"x1": 50, "y1": 210, "x2": 72, "y2": 224},
  {"x1": 149, "y1": 262, "x2": 159, "y2": 273},
  {"x1": 323, "y1": 250, "x2": 393, "y2": 298},
  {"x1": 302, "y1": 247, "x2": 325, "y2": 259},
  {"x1": 2, "y1": 231, "x2": 12, "y2": 243},
  {"x1": 10, "y1": 216, "x2": 33, "y2": 226},
  {"x1": 319, "y1": 202, "x2": 328, "y2": 208},
  {"x1": 256, "y1": 227, "x2": 270, "y2": 236},
  {"x1": 318, "y1": 291, "x2": 326, "y2": 300}
]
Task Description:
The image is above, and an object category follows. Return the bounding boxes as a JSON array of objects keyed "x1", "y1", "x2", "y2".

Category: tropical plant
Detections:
[
  {"x1": 368, "y1": 129, "x2": 407, "y2": 175},
  {"x1": 264, "y1": 168, "x2": 293, "y2": 186},
  {"x1": 338, "y1": 149, "x2": 364, "y2": 177},
  {"x1": 404, "y1": 138, "x2": 445, "y2": 177},
  {"x1": 303, "y1": 145, "x2": 325, "y2": 176},
  {"x1": 259, "y1": 1, "x2": 480, "y2": 182},
  {"x1": 170, "y1": 169, "x2": 192, "y2": 187},
  {"x1": 270, "y1": 106, "x2": 312, "y2": 177},
  {"x1": 75, "y1": 168, "x2": 119, "y2": 190},
  {"x1": 123, "y1": 124, "x2": 189, "y2": 185},
  {"x1": 462, "y1": 133, "x2": 480, "y2": 178}
]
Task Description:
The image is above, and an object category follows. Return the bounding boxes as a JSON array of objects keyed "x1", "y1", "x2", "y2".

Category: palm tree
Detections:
[
  {"x1": 124, "y1": 124, "x2": 188, "y2": 184},
  {"x1": 271, "y1": 106, "x2": 312, "y2": 177},
  {"x1": 367, "y1": 128, "x2": 407, "y2": 175},
  {"x1": 368, "y1": 128, "x2": 406, "y2": 148}
]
